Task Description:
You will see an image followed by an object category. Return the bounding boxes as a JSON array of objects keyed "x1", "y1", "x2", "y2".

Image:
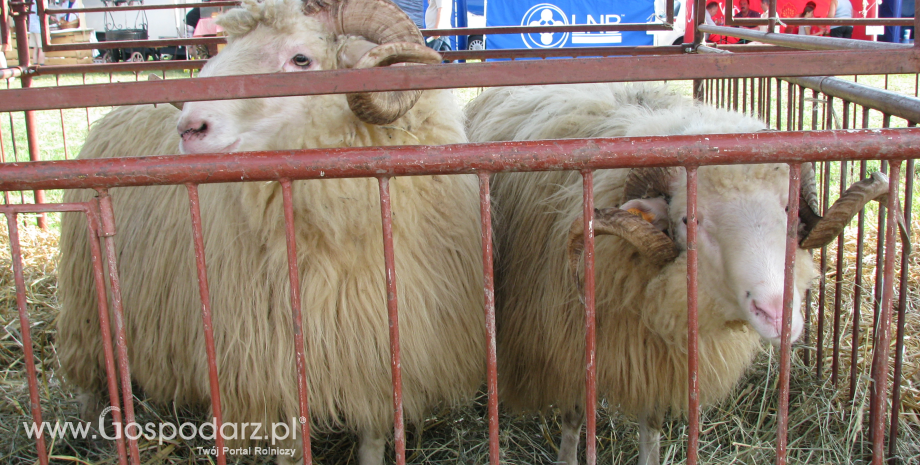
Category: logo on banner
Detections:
[{"x1": 521, "y1": 3, "x2": 570, "y2": 48}]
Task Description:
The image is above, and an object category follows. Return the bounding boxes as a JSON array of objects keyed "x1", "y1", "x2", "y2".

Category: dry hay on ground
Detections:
[{"x1": 0, "y1": 216, "x2": 918, "y2": 464}]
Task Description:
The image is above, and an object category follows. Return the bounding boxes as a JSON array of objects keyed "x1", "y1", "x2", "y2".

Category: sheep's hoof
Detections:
[{"x1": 77, "y1": 391, "x2": 105, "y2": 423}]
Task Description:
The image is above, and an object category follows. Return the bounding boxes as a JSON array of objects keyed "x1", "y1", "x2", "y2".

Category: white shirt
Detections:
[{"x1": 425, "y1": 0, "x2": 452, "y2": 30}]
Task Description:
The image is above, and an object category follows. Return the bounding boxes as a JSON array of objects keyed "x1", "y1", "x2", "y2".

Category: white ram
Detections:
[
  {"x1": 464, "y1": 83, "x2": 889, "y2": 465},
  {"x1": 58, "y1": 1, "x2": 484, "y2": 463}
]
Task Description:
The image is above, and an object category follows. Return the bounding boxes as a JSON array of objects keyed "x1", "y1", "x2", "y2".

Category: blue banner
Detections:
[{"x1": 485, "y1": 0, "x2": 654, "y2": 50}]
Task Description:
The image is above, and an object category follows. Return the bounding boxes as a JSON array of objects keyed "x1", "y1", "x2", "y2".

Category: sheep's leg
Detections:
[
  {"x1": 638, "y1": 410, "x2": 663, "y2": 465},
  {"x1": 358, "y1": 428, "x2": 386, "y2": 465},
  {"x1": 558, "y1": 406, "x2": 584, "y2": 465}
]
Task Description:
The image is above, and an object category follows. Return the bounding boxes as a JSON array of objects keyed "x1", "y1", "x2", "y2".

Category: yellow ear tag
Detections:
[{"x1": 626, "y1": 208, "x2": 655, "y2": 224}]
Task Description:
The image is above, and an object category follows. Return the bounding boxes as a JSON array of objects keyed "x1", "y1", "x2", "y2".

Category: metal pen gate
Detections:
[{"x1": 1, "y1": 0, "x2": 918, "y2": 464}]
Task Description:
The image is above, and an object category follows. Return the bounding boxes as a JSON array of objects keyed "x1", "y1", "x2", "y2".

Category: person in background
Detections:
[
  {"x1": 827, "y1": 0, "x2": 853, "y2": 38},
  {"x1": 186, "y1": 7, "x2": 200, "y2": 37},
  {"x1": 425, "y1": 0, "x2": 452, "y2": 51},
  {"x1": 391, "y1": 0, "x2": 425, "y2": 30},
  {"x1": 28, "y1": 0, "x2": 44, "y2": 65},
  {"x1": 737, "y1": 0, "x2": 761, "y2": 20},
  {"x1": 704, "y1": 1, "x2": 722, "y2": 43},
  {"x1": 794, "y1": 2, "x2": 823, "y2": 36},
  {"x1": 757, "y1": 0, "x2": 776, "y2": 32}
]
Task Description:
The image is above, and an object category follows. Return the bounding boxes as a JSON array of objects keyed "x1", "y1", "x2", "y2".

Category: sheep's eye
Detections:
[
  {"x1": 682, "y1": 216, "x2": 688, "y2": 225},
  {"x1": 292, "y1": 54, "x2": 312, "y2": 68},
  {"x1": 785, "y1": 205, "x2": 789, "y2": 213}
]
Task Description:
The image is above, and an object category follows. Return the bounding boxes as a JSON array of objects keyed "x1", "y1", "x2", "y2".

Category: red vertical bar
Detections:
[
  {"x1": 95, "y1": 189, "x2": 142, "y2": 465},
  {"x1": 869, "y1": 159, "x2": 888, "y2": 440},
  {"x1": 84, "y1": 207, "x2": 129, "y2": 465},
  {"x1": 0, "y1": 112, "x2": 9, "y2": 205},
  {"x1": 478, "y1": 172, "x2": 500, "y2": 465},
  {"x1": 816, "y1": 161, "x2": 830, "y2": 379},
  {"x1": 36, "y1": 0, "x2": 50, "y2": 48},
  {"x1": 831, "y1": 159, "x2": 847, "y2": 386},
  {"x1": 686, "y1": 166, "x2": 700, "y2": 465},
  {"x1": 786, "y1": 83, "x2": 794, "y2": 132},
  {"x1": 775, "y1": 163, "x2": 801, "y2": 465},
  {"x1": 83, "y1": 74, "x2": 91, "y2": 129},
  {"x1": 377, "y1": 176, "x2": 405, "y2": 465},
  {"x1": 56, "y1": 75, "x2": 69, "y2": 160},
  {"x1": 185, "y1": 184, "x2": 227, "y2": 465},
  {"x1": 888, "y1": 157, "x2": 914, "y2": 460},
  {"x1": 10, "y1": 0, "x2": 46, "y2": 228},
  {"x1": 4, "y1": 212, "x2": 49, "y2": 465},
  {"x1": 581, "y1": 170, "x2": 597, "y2": 465},
  {"x1": 765, "y1": 78, "x2": 772, "y2": 128},
  {"x1": 279, "y1": 179, "x2": 313, "y2": 465},
  {"x1": 775, "y1": 78, "x2": 782, "y2": 130},
  {"x1": 870, "y1": 160, "x2": 902, "y2": 465},
  {"x1": 850, "y1": 159, "x2": 868, "y2": 402},
  {"x1": 742, "y1": 78, "x2": 748, "y2": 114}
]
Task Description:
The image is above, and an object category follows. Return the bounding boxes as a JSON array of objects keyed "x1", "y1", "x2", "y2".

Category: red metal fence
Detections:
[{"x1": 1, "y1": 0, "x2": 919, "y2": 464}]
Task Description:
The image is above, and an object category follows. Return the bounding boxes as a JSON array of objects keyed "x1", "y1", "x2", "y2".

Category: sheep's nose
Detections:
[
  {"x1": 178, "y1": 117, "x2": 210, "y2": 142},
  {"x1": 752, "y1": 294, "x2": 784, "y2": 332}
]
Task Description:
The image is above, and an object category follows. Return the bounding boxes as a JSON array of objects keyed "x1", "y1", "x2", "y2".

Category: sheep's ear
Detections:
[
  {"x1": 619, "y1": 197, "x2": 670, "y2": 232},
  {"x1": 338, "y1": 37, "x2": 378, "y2": 69}
]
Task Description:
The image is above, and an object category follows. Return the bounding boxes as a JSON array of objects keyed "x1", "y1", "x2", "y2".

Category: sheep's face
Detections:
[
  {"x1": 630, "y1": 164, "x2": 815, "y2": 344},
  {"x1": 176, "y1": 0, "x2": 346, "y2": 154},
  {"x1": 175, "y1": 0, "x2": 431, "y2": 154}
]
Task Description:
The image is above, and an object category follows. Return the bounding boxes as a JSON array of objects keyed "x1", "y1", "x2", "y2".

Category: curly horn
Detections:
[
  {"x1": 567, "y1": 207, "x2": 680, "y2": 290},
  {"x1": 799, "y1": 171, "x2": 890, "y2": 249},
  {"x1": 306, "y1": 0, "x2": 440, "y2": 125}
]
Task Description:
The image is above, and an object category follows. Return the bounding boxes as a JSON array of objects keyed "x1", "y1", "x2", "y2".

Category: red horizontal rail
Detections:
[
  {"x1": 423, "y1": 22, "x2": 674, "y2": 36},
  {"x1": 2, "y1": 50, "x2": 919, "y2": 112},
  {"x1": 45, "y1": 1, "x2": 240, "y2": 14},
  {"x1": 728, "y1": 17, "x2": 914, "y2": 26},
  {"x1": 32, "y1": 60, "x2": 205, "y2": 76},
  {"x1": 0, "y1": 129, "x2": 916, "y2": 191},
  {"x1": 44, "y1": 37, "x2": 226, "y2": 53},
  {"x1": 442, "y1": 45, "x2": 684, "y2": 60}
]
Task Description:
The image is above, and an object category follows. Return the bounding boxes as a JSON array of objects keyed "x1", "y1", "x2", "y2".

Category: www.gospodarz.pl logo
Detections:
[{"x1": 22, "y1": 406, "x2": 305, "y2": 453}]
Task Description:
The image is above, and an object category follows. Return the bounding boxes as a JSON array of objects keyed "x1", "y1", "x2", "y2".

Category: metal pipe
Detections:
[
  {"x1": 377, "y1": 177, "x2": 406, "y2": 465},
  {"x1": 869, "y1": 160, "x2": 902, "y2": 465},
  {"x1": 96, "y1": 190, "x2": 142, "y2": 465},
  {"x1": 279, "y1": 180, "x2": 313, "y2": 465},
  {"x1": 83, "y1": 204, "x2": 130, "y2": 465},
  {"x1": 3, "y1": 50, "x2": 920, "y2": 113},
  {"x1": 1, "y1": 0, "x2": 10, "y2": 52},
  {"x1": 697, "y1": 25, "x2": 912, "y2": 50},
  {"x1": 45, "y1": 1, "x2": 240, "y2": 13},
  {"x1": 478, "y1": 172, "x2": 500, "y2": 465},
  {"x1": 581, "y1": 170, "x2": 598, "y2": 465},
  {"x1": 44, "y1": 37, "x2": 226, "y2": 53},
  {"x1": 185, "y1": 184, "x2": 228, "y2": 465},
  {"x1": 850, "y1": 158, "x2": 868, "y2": 402},
  {"x1": 422, "y1": 22, "x2": 674, "y2": 37},
  {"x1": 775, "y1": 163, "x2": 802, "y2": 465},
  {"x1": 0, "y1": 66, "x2": 24, "y2": 80},
  {"x1": 33, "y1": 60, "x2": 206, "y2": 75},
  {"x1": 4, "y1": 211, "x2": 49, "y2": 465},
  {"x1": 1, "y1": 129, "x2": 918, "y2": 191},
  {"x1": 782, "y1": 76, "x2": 920, "y2": 126},
  {"x1": 686, "y1": 166, "x2": 700, "y2": 465},
  {"x1": 441, "y1": 45, "x2": 686, "y2": 61},
  {"x1": 831, "y1": 159, "x2": 847, "y2": 386},
  {"x1": 728, "y1": 17, "x2": 913, "y2": 26},
  {"x1": 9, "y1": 0, "x2": 46, "y2": 229},
  {"x1": 888, "y1": 157, "x2": 914, "y2": 459}
]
